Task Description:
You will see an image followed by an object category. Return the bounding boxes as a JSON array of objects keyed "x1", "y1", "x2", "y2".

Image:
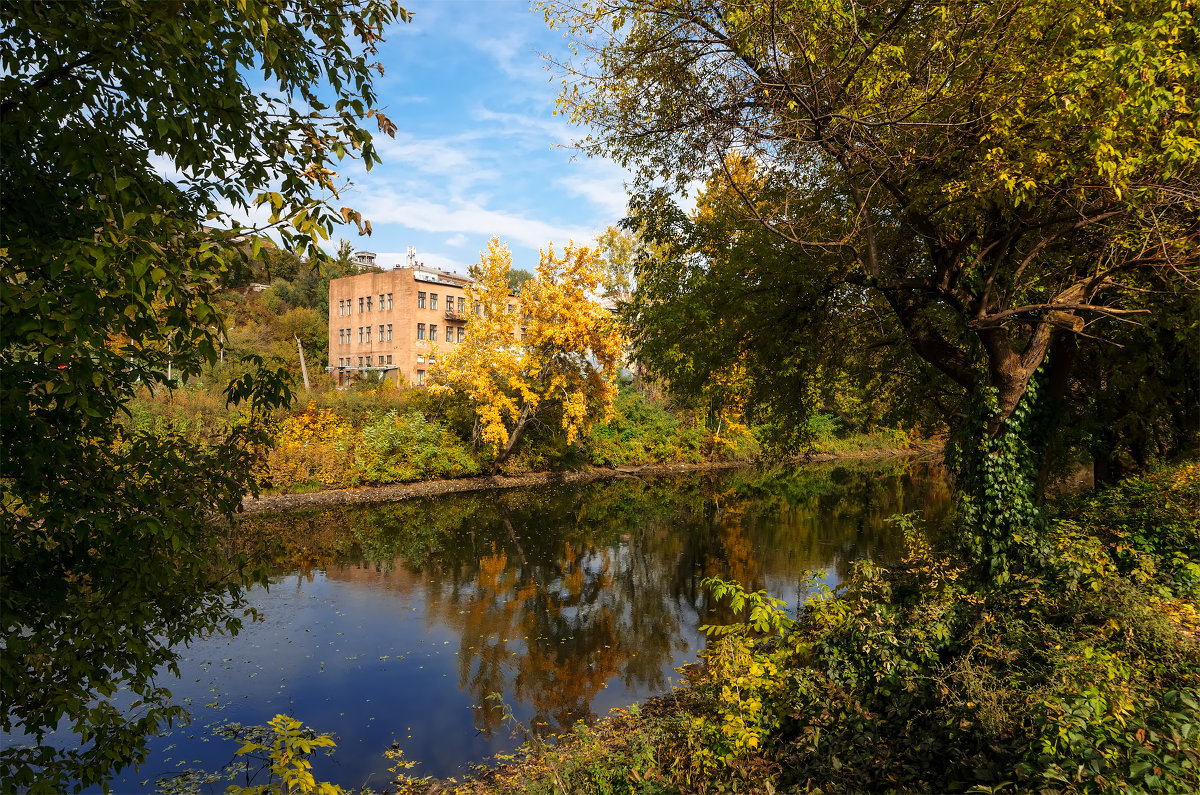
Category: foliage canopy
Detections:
[{"x1": 546, "y1": 0, "x2": 1199, "y2": 438}]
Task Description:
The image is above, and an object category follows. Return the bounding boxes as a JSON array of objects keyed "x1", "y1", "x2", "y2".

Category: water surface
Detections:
[{"x1": 113, "y1": 460, "x2": 949, "y2": 791}]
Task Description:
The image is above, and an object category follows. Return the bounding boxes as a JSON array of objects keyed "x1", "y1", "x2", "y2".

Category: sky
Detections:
[{"x1": 316, "y1": 0, "x2": 631, "y2": 276}]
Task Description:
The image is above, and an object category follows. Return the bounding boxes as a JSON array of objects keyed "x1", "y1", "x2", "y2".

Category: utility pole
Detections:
[{"x1": 295, "y1": 336, "x2": 310, "y2": 393}]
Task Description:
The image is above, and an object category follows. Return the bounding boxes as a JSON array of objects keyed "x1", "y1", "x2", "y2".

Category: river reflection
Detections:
[{"x1": 111, "y1": 459, "x2": 949, "y2": 791}]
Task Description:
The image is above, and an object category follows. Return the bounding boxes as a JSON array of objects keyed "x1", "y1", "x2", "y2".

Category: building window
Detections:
[
  {"x1": 338, "y1": 329, "x2": 343, "y2": 344},
  {"x1": 386, "y1": 323, "x2": 393, "y2": 341},
  {"x1": 417, "y1": 323, "x2": 425, "y2": 340},
  {"x1": 508, "y1": 303, "x2": 515, "y2": 313},
  {"x1": 365, "y1": 326, "x2": 371, "y2": 342},
  {"x1": 417, "y1": 369, "x2": 425, "y2": 385},
  {"x1": 417, "y1": 355, "x2": 425, "y2": 363},
  {"x1": 444, "y1": 332, "x2": 453, "y2": 345},
  {"x1": 337, "y1": 299, "x2": 343, "y2": 316},
  {"x1": 457, "y1": 326, "x2": 465, "y2": 343},
  {"x1": 366, "y1": 355, "x2": 372, "y2": 366},
  {"x1": 358, "y1": 297, "x2": 364, "y2": 312},
  {"x1": 386, "y1": 355, "x2": 392, "y2": 364},
  {"x1": 430, "y1": 294, "x2": 438, "y2": 310},
  {"x1": 428, "y1": 354, "x2": 436, "y2": 363},
  {"x1": 457, "y1": 296, "x2": 465, "y2": 313},
  {"x1": 378, "y1": 324, "x2": 384, "y2": 341},
  {"x1": 358, "y1": 326, "x2": 363, "y2": 343},
  {"x1": 417, "y1": 291, "x2": 426, "y2": 308},
  {"x1": 358, "y1": 356, "x2": 363, "y2": 367},
  {"x1": 378, "y1": 293, "x2": 384, "y2": 309},
  {"x1": 387, "y1": 293, "x2": 393, "y2": 310},
  {"x1": 366, "y1": 296, "x2": 373, "y2": 312},
  {"x1": 429, "y1": 325, "x2": 437, "y2": 342}
]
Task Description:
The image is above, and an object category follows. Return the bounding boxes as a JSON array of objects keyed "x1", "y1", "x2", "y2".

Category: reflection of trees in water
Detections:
[
  {"x1": 423, "y1": 529, "x2": 690, "y2": 737},
  {"x1": 241, "y1": 460, "x2": 950, "y2": 735}
]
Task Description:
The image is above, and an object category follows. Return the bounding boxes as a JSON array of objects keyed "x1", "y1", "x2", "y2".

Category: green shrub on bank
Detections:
[
  {"x1": 1056, "y1": 463, "x2": 1200, "y2": 598},
  {"x1": 129, "y1": 383, "x2": 918, "y2": 494},
  {"x1": 354, "y1": 409, "x2": 481, "y2": 484},
  {"x1": 586, "y1": 388, "x2": 706, "y2": 466}
]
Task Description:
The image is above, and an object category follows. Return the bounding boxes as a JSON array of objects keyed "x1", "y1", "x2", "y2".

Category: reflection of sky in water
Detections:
[
  {"x1": 112, "y1": 566, "x2": 708, "y2": 792},
  {"x1": 33, "y1": 461, "x2": 948, "y2": 792}
]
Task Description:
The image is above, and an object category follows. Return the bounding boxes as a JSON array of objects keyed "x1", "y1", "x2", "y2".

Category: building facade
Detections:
[{"x1": 327, "y1": 261, "x2": 474, "y2": 387}]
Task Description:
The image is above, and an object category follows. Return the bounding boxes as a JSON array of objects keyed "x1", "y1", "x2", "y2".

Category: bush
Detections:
[
  {"x1": 585, "y1": 388, "x2": 706, "y2": 466},
  {"x1": 266, "y1": 402, "x2": 355, "y2": 490},
  {"x1": 354, "y1": 409, "x2": 481, "y2": 483},
  {"x1": 671, "y1": 468, "x2": 1200, "y2": 793}
]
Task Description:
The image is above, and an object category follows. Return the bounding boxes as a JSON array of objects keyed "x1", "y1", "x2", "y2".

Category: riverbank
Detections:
[
  {"x1": 382, "y1": 461, "x2": 1200, "y2": 794},
  {"x1": 239, "y1": 447, "x2": 928, "y2": 515}
]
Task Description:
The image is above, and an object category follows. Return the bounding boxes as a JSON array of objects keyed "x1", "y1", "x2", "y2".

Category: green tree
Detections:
[
  {"x1": 548, "y1": 0, "x2": 1197, "y2": 422},
  {"x1": 506, "y1": 266, "x2": 536, "y2": 292},
  {"x1": 624, "y1": 157, "x2": 952, "y2": 451},
  {"x1": 595, "y1": 224, "x2": 637, "y2": 301},
  {"x1": 0, "y1": 0, "x2": 407, "y2": 788},
  {"x1": 546, "y1": 0, "x2": 1198, "y2": 571}
]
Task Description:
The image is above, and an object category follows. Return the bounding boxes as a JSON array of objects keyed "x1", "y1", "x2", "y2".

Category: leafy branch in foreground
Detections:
[{"x1": 1, "y1": 0, "x2": 407, "y2": 788}]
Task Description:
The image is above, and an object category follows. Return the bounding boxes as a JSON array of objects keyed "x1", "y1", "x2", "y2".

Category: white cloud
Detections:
[
  {"x1": 445, "y1": 233, "x2": 468, "y2": 246},
  {"x1": 361, "y1": 188, "x2": 598, "y2": 251},
  {"x1": 555, "y1": 159, "x2": 630, "y2": 219},
  {"x1": 372, "y1": 133, "x2": 474, "y2": 173},
  {"x1": 472, "y1": 33, "x2": 548, "y2": 83},
  {"x1": 471, "y1": 106, "x2": 574, "y2": 145},
  {"x1": 368, "y1": 133, "x2": 500, "y2": 199}
]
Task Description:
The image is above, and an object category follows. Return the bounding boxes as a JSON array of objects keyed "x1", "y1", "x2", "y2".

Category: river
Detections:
[{"x1": 100, "y1": 459, "x2": 948, "y2": 792}]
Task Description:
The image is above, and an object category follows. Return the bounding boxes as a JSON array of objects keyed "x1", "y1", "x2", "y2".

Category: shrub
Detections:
[
  {"x1": 353, "y1": 409, "x2": 481, "y2": 484},
  {"x1": 266, "y1": 402, "x2": 355, "y2": 490},
  {"x1": 586, "y1": 388, "x2": 706, "y2": 466}
]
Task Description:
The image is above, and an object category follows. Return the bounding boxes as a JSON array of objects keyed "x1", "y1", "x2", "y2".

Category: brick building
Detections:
[{"x1": 327, "y1": 254, "x2": 475, "y2": 387}]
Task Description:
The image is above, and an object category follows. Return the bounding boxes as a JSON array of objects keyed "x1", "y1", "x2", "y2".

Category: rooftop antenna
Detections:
[{"x1": 407, "y1": 246, "x2": 416, "y2": 268}]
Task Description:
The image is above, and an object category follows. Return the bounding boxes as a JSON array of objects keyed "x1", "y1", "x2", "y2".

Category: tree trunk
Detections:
[
  {"x1": 978, "y1": 323, "x2": 1055, "y2": 435},
  {"x1": 493, "y1": 403, "x2": 534, "y2": 471},
  {"x1": 295, "y1": 336, "x2": 311, "y2": 393}
]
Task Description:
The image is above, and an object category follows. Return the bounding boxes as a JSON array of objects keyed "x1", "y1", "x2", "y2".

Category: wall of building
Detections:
[{"x1": 327, "y1": 265, "x2": 473, "y2": 387}]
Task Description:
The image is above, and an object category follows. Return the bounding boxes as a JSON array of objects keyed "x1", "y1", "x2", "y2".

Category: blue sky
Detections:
[{"x1": 324, "y1": 1, "x2": 630, "y2": 276}]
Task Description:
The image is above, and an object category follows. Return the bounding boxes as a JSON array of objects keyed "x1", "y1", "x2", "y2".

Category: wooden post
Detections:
[{"x1": 295, "y1": 336, "x2": 310, "y2": 393}]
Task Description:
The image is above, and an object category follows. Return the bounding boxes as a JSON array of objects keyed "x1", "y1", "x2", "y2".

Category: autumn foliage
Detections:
[{"x1": 431, "y1": 238, "x2": 626, "y2": 468}]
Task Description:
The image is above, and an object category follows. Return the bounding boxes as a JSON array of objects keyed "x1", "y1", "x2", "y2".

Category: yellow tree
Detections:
[{"x1": 432, "y1": 238, "x2": 625, "y2": 468}]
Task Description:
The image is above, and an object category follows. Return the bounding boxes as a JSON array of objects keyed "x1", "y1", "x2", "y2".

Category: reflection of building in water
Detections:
[{"x1": 322, "y1": 558, "x2": 423, "y2": 594}]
